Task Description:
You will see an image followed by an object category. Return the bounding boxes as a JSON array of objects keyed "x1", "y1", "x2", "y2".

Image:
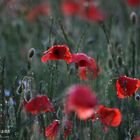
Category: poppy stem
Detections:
[
  {"x1": 99, "y1": 22, "x2": 110, "y2": 44},
  {"x1": 76, "y1": 25, "x2": 88, "y2": 53},
  {"x1": 58, "y1": 19, "x2": 75, "y2": 47},
  {"x1": 99, "y1": 22, "x2": 120, "y2": 75},
  {"x1": 131, "y1": 39, "x2": 135, "y2": 77},
  {"x1": 48, "y1": 17, "x2": 54, "y2": 47},
  {"x1": 0, "y1": 57, "x2": 5, "y2": 130}
]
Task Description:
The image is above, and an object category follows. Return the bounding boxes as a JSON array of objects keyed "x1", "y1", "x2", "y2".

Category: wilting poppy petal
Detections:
[
  {"x1": 97, "y1": 105, "x2": 122, "y2": 127},
  {"x1": 64, "y1": 85, "x2": 98, "y2": 120},
  {"x1": 133, "y1": 136, "x2": 140, "y2": 140},
  {"x1": 116, "y1": 75, "x2": 140, "y2": 98},
  {"x1": 45, "y1": 120, "x2": 60, "y2": 140},
  {"x1": 41, "y1": 45, "x2": 72, "y2": 63},
  {"x1": 63, "y1": 120, "x2": 73, "y2": 138},
  {"x1": 71, "y1": 53, "x2": 91, "y2": 67},
  {"x1": 78, "y1": 67, "x2": 88, "y2": 80},
  {"x1": 24, "y1": 95, "x2": 55, "y2": 115},
  {"x1": 71, "y1": 53, "x2": 100, "y2": 79},
  {"x1": 61, "y1": 1, "x2": 80, "y2": 16},
  {"x1": 26, "y1": 5, "x2": 50, "y2": 22},
  {"x1": 127, "y1": 0, "x2": 140, "y2": 7}
]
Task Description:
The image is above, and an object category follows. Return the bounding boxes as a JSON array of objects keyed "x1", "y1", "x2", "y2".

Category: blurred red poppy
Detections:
[
  {"x1": 97, "y1": 105, "x2": 122, "y2": 127},
  {"x1": 116, "y1": 76, "x2": 140, "y2": 98},
  {"x1": 41, "y1": 45, "x2": 72, "y2": 64},
  {"x1": 133, "y1": 136, "x2": 140, "y2": 140},
  {"x1": 45, "y1": 120, "x2": 60, "y2": 140},
  {"x1": 61, "y1": 0, "x2": 80, "y2": 16},
  {"x1": 26, "y1": 5, "x2": 50, "y2": 22},
  {"x1": 24, "y1": 95, "x2": 55, "y2": 115},
  {"x1": 64, "y1": 85, "x2": 98, "y2": 120},
  {"x1": 127, "y1": 0, "x2": 140, "y2": 7},
  {"x1": 81, "y1": 3, "x2": 105, "y2": 22},
  {"x1": 71, "y1": 53, "x2": 100, "y2": 79},
  {"x1": 63, "y1": 120, "x2": 73, "y2": 138},
  {"x1": 61, "y1": 0, "x2": 105, "y2": 22}
]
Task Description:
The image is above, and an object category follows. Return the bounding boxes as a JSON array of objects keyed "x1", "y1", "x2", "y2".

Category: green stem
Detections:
[
  {"x1": 131, "y1": 39, "x2": 135, "y2": 77},
  {"x1": 0, "y1": 57, "x2": 5, "y2": 129}
]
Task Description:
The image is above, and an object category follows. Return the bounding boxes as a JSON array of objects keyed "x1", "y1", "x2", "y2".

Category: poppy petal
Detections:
[
  {"x1": 24, "y1": 95, "x2": 55, "y2": 115},
  {"x1": 116, "y1": 75, "x2": 140, "y2": 98},
  {"x1": 97, "y1": 105, "x2": 122, "y2": 127},
  {"x1": 45, "y1": 120, "x2": 60, "y2": 140}
]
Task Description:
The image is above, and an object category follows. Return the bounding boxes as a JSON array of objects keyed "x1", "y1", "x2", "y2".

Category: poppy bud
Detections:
[
  {"x1": 117, "y1": 56, "x2": 123, "y2": 67},
  {"x1": 130, "y1": 11, "x2": 138, "y2": 25},
  {"x1": 135, "y1": 94, "x2": 140, "y2": 101},
  {"x1": 28, "y1": 48, "x2": 35, "y2": 59},
  {"x1": 108, "y1": 58, "x2": 113, "y2": 69},
  {"x1": 17, "y1": 83, "x2": 25, "y2": 94},
  {"x1": 117, "y1": 45, "x2": 123, "y2": 55}
]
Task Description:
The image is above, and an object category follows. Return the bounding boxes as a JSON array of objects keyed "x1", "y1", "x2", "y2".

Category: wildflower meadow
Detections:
[{"x1": 0, "y1": 0, "x2": 140, "y2": 140}]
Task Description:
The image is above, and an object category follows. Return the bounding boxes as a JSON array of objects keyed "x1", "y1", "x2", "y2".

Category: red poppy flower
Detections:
[
  {"x1": 116, "y1": 75, "x2": 140, "y2": 98},
  {"x1": 64, "y1": 85, "x2": 98, "y2": 120},
  {"x1": 26, "y1": 5, "x2": 50, "y2": 22},
  {"x1": 133, "y1": 136, "x2": 140, "y2": 140},
  {"x1": 71, "y1": 53, "x2": 100, "y2": 79},
  {"x1": 41, "y1": 45, "x2": 72, "y2": 64},
  {"x1": 45, "y1": 120, "x2": 60, "y2": 140},
  {"x1": 24, "y1": 95, "x2": 55, "y2": 115},
  {"x1": 63, "y1": 120, "x2": 73, "y2": 138},
  {"x1": 127, "y1": 0, "x2": 140, "y2": 7},
  {"x1": 61, "y1": 1, "x2": 80, "y2": 16},
  {"x1": 97, "y1": 105, "x2": 122, "y2": 127}
]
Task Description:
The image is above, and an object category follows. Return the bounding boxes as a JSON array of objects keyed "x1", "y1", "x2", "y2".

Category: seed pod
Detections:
[
  {"x1": 130, "y1": 11, "x2": 138, "y2": 25},
  {"x1": 28, "y1": 48, "x2": 35, "y2": 59}
]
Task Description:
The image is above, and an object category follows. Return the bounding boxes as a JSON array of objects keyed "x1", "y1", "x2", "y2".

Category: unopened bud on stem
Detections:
[{"x1": 130, "y1": 11, "x2": 138, "y2": 25}]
